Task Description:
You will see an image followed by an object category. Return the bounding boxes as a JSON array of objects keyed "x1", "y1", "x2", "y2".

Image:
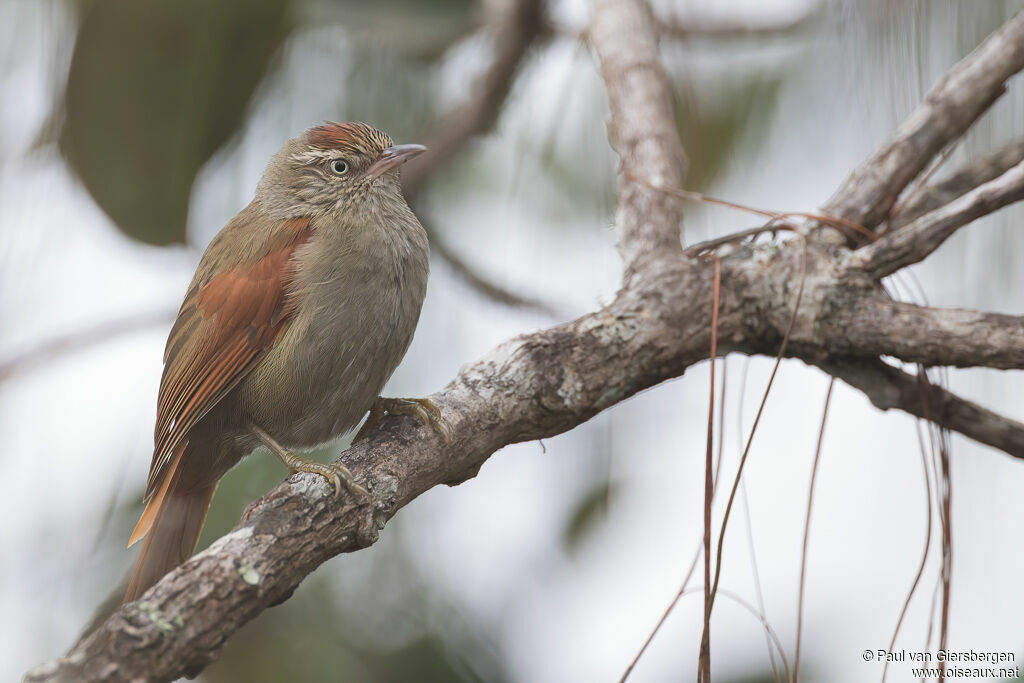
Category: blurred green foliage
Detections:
[
  {"x1": 61, "y1": 0, "x2": 293, "y2": 245},
  {"x1": 58, "y1": 0, "x2": 477, "y2": 247}
]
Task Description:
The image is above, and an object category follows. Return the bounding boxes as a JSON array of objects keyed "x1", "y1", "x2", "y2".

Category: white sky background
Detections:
[{"x1": 2, "y1": 0, "x2": 1024, "y2": 681}]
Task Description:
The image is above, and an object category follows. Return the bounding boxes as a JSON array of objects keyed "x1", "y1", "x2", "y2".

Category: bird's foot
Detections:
[
  {"x1": 355, "y1": 397, "x2": 452, "y2": 443},
  {"x1": 281, "y1": 451, "x2": 371, "y2": 503},
  {"x1": 251, "y1": 424, "x2": 371, "y2": 503}
]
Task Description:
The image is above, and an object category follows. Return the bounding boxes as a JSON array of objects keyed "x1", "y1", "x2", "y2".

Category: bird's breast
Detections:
[{"x1": 240, "y1": 211, "x2": 429, "y2": 447}]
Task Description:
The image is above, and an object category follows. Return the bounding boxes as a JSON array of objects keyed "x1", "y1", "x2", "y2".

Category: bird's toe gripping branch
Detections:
[
  {"x1": 251, "y1": 423, "x2": 372, "y2": 503},
  {"x1": 355, "y1": 396, "x2": 453, "y2": 443}
]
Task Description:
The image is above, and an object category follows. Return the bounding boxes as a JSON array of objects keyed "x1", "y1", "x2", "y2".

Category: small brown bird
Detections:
[{"x1": 125, "y1": 122, "x2": 445, "y2": 602}]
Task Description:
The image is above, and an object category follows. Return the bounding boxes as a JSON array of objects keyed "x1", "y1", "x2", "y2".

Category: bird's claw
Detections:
[
  {"x1": 301, "y1": 459, "x2": 372, "y2": 503},
  {"x1": 252, "y1": 423, "x2": 372, "y2": 504},
  {"x1": 356, "y1": 396, "x2": 452, "y2": 443},
  {"x1": 279, "y1": 447, "x2": 371, "y2": 503}
]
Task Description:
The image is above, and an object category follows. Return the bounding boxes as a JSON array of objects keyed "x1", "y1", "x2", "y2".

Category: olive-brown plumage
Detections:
[{"x1": 125, "y1": 122, "x2": 430, "y2": 602}]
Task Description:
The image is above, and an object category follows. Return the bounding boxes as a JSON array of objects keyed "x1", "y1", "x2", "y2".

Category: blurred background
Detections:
[{"x1": 2, "y1": 0, "x2": 1023, "y2": 681}]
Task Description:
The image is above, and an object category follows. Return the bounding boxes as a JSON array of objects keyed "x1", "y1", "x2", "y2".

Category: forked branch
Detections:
[
  {"x1": 821, "y1": 9, "x2": 1024, "y2": 234},
  {"x1": 889, "y1": 138, "x2": 1024, "y2": 229},
  {"x1": 856, "y1": 160, "x2": 1024, "y2": 278}
]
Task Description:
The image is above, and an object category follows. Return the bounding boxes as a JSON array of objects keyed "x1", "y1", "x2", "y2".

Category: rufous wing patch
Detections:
[{"x1": 144, "y1": 216, "x2": 312, "y2": 502}]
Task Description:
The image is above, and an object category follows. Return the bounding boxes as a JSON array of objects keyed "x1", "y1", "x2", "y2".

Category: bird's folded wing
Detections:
[{"x1": 145, "y1": 216, "x2": 313, "y2": 502}]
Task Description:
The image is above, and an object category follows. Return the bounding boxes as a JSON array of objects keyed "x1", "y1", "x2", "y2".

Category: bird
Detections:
[{"x1": 124, "y1": 121, "x2": 447, "y2": 603}]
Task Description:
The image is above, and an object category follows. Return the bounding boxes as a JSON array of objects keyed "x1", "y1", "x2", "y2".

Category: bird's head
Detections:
[{"x1": 257, "y1": 121, "x2": 426, "y2": 217}]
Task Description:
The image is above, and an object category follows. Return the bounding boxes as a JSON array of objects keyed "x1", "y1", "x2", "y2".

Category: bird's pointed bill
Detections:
[{"x1": 366, "y1": 144, "x2": 427, "y2": 179}]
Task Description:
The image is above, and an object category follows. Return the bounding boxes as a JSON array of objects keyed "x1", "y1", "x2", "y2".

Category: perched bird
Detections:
[{"x1": 125, "y1": 122, "x2": 446, "y2": 603}]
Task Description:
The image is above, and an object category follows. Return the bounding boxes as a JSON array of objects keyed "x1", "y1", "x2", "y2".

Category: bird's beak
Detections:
[{"x1": 366, "y1": 143, "x2": 427, "y2": 179}]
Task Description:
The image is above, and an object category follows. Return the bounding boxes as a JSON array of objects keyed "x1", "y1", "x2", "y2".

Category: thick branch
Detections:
[
  {"x1": 821, "y1": 9, "x2": 1024, "y2": 233},
  {"x1": 590, "y1": 0, "x2": 687, "y2": 272},
  {"x1": 890, "y1": 138, "x2": 1024, "y2": 229},
  {"x1": 25, "y1": 258, "x2": 721, "y2": 683},
  {"x1": 28, "y1": 236, "x2": 1024, "y2": 682},
  {"x1": 823, "y1": 357, "x2": 1024, "y2": 459},
  {"x1": 854, "y1": 159, "x2": 1024, "y2": 278},
  {"x1": 29, "y1": 227, "x2": 1024, "y2": 683},
  {"x1": 825, "y1": 296, "x2": 1024, "y2": 370}
]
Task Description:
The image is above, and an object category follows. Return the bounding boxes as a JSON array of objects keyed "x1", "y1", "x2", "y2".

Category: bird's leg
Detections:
[
  {"x1": 354, "y1": 397, "x2": 452, "y2": 443},
  {"x1": 250, "y1": 423, "x2": 371, "y2": 503}
]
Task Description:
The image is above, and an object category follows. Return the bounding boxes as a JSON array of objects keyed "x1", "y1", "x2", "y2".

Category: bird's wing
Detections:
[{"x1": 144, "y1": 215, "x2": 313, "y2": 502}]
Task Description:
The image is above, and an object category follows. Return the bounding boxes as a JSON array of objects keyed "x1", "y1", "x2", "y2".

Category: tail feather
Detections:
[
  {"x1": 124, "y1": 456, "x2": 216, "y2": 603},
  {"x1": 127, "y1": 445, "x2": 185, "y2": 549}
]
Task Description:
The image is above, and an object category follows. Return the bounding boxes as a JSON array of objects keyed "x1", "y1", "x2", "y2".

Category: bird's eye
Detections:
[{"x1": 329, "y1": 159, "x2": 350, "y2": 176}]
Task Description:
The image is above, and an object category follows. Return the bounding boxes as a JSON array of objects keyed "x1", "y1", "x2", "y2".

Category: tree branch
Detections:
[
  {"x1": 854, "y1": 159, "x2": 1024, "y2": 278},
  {"x1": 823, "y1": 357, "x2": 1024, "y2": 459},
  {"x1": 590, "y1": 0, "x2": 687, "y2": 273},
  {"x1": 820, "y1": 9, "x2": 1024, "y2": 234},
  {"x1": 823, "y1": 296, "x2": 1024, "y2": 370},
  {"x1": 889, "y1": 138, "x2": 1024, "y2": 229},
  {"x1": 25, "y1": 258, "x2": 721, "y2": 683}
]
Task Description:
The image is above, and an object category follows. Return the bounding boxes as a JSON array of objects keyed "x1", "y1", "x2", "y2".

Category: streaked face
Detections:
[
  {"x1": 288, "y1": 122, "x2": 424, "y2": 211},
  {"x1": 256, "y1": 122, "x2": 426, "y2": 218}
]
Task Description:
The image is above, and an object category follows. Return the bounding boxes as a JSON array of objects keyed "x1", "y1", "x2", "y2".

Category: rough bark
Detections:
[{"x1": 25, "y1": 3, "x2": 1024, "y2": 682}]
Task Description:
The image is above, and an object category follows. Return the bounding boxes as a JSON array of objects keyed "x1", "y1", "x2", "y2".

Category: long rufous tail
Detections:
[{"x1": 124, "y1": 448, "x2": 216, "y2": 603}]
